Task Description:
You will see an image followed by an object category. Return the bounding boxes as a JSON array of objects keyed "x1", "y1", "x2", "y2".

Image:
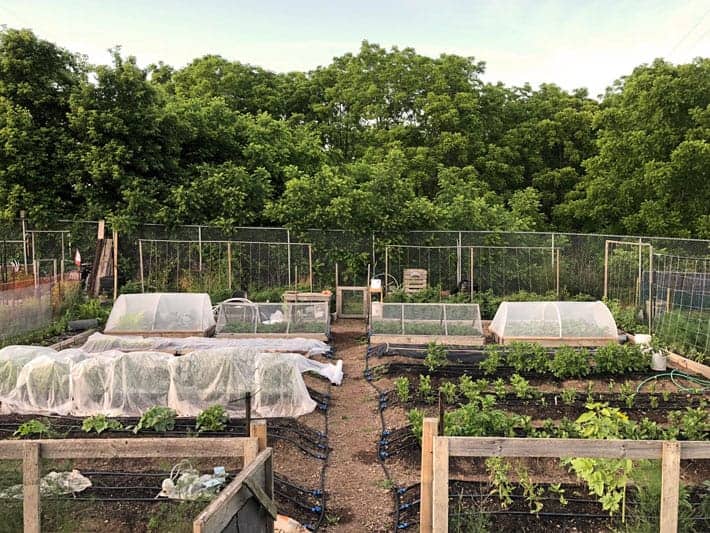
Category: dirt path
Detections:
[{"x1": 323, "y1": 320, "x2": 393, "y2": 532}]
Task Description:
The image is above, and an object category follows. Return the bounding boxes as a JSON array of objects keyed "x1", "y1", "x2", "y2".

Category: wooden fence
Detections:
[
  {"x1": 3, "y1": 420, "x2": 275, "y2": 533},
  {"x1": 420, "y1": 417, "x2": 710, "y2": 533}
]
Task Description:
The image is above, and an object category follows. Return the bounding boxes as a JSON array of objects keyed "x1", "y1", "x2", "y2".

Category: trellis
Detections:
[
  {"x1": 137, "y1": 239, "x2": 313, "y2": 294},
  {"x1": 383, "y1": 244, "x2": 561, "y2": 298}
]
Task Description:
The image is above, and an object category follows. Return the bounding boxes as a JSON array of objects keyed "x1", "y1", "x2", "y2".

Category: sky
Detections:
[{"x1": 1, "y1": 0, "x2": 708, "y2": 97}]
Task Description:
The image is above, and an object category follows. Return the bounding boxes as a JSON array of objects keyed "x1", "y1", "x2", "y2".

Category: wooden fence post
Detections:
[
  {"x1": 23, "y1": 441, "x2": 41, "y2": 533},
  {"x1": 660, "y1": 441, "x2": 681, "y2": 533},
  {"x1": 250, "y1": 420, "x2": 267, "y2": 452},
  {"x1": 243, "y1": 438, "x2": 258, "y2": 467},
  {"x1": 431, "y1": 436, "x2": 449, "y2": 533},
  {"x1": 420, "y1": 418, "x2": 438, "y2": 533}
]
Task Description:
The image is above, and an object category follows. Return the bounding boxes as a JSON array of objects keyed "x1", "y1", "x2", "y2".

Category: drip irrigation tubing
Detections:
[{"x1": 365, "y1": 341, "x2": 409, "y2": 532}]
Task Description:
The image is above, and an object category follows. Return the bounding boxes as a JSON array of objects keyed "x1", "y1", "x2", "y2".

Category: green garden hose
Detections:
[{"x1": 635, "y1": 369, "x2": 710, "y2": 393}]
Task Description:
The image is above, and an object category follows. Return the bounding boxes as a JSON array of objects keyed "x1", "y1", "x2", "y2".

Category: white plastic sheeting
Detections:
[
  {"x1": 81, "y1": 332, "x2": 332, "y2": 358},
  {"x1": 0, "y1": 345, "x2": 342, "y2": 418},
  {"x1": 104, "y1": 293, "x2": 216, "y2": 334},
  {"x1": 489, "y1": 301, "x2": 618, "y2": 340}
]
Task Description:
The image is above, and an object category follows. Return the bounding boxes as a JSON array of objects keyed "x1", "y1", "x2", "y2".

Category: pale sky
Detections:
[{"x1": 1, "y1": 0, "x2": 708, "y2": 97}]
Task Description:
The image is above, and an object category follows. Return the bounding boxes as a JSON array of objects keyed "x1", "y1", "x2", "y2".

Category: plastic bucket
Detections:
[{"x1": 651, "y1": 351, "x2": 667, "y2": 371}]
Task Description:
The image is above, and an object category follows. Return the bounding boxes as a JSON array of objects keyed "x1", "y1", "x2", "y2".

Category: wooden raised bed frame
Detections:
[
  {"x1": 369, "y1": 334, "x2": 485, "y2": 347},
  {"x1": 5, "y1": 420, "x2": 273, "y2": 533},
  {"x1": 419, "y1": 418, "x2": 710, "y2": 533},
  {"x1": 491, "y1": 334, "x2": 618, "y2": 347}
]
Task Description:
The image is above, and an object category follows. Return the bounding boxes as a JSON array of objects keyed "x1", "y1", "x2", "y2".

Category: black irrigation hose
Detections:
[{"x1": 365, "y1": 341, "x2": 406, "y2": 532}]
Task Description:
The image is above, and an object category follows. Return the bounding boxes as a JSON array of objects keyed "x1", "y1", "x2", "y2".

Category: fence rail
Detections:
[
  {"x1": 419, "y1": 418, "x2": 710, "y2": 533},
  {"x1": 3, "y1": 420, "x2": 272, "y2": 533}
]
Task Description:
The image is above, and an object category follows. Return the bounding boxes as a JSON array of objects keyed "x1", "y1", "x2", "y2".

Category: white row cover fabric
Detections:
[
  {"x1": 104, "y1": 293, "x2": 216, "y2": 334},
  {"x1": 81, "y1": 332, "x2": 331, "y2": 358},
  {"x1": 489, "y1": 301, "x2": 618, "y2": 340},
  {"x1": 0, "y1": 345, "x2": 342, "y2": 418}
]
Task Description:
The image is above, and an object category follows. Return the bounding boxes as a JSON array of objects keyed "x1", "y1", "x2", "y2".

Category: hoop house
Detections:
[
  {"x1": 489, "y1": 301, "x2": 618, "y2": 346},
  {"x1": 104, "y1": 293, "x2": 216, "y2": 336},
  {"x1": 370, "y1": 303, "x2": 484, "y2": 346},
  {"x1": 215, "y1": 300, "x2": 330, "y2": 340}
]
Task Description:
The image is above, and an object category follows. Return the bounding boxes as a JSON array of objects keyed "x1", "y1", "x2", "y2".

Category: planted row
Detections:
[{"x1": 12, "y1": 405, "x2": 230, "y2": 438}]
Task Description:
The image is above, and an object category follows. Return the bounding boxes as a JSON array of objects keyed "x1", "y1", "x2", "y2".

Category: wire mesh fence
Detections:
[
  {"x1": 137, "y1": 239, "x2": 312, "y2": 298},
  {"x1": 384, "y1": 245, "x2": 560, "y2": 296},
  {"x1": 651, "y1": 253, "x2": 709, "y2": 359}
]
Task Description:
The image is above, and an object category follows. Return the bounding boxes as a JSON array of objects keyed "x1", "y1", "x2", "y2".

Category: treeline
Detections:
[{"x1": 0, "y1": 29, "x2": 708, "y2": 237}]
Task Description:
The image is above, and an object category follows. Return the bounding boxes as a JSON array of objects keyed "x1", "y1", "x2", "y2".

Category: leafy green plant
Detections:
[
  {"x1": 81, "y1": 415, "x2": 124, "y2": 434},
  {"x1": 492, "y1": 377, "x2": 507, "y2": 398},
  {"x1": 14, "y1": 419, "x2": 51, "y2": 438},
  {"x1": 134, "y1": 406, "x2": 177, "y2": 433},
  {"x1": 593, "y1": 343, "x2": 648, "y2": 374},
  {"x1": 408, "y1": 408, "x2": 424, "y2": 441},
  {"x1": 564, "y1": 403, "x2": 633, "y2": 518},
  {"x1": 668, "y1": 403, "x2": 709, "y2": 440},
  {"x1": 424, "y1": 342, "x2": 448, "y2": 372},
  {"x1": 619, "y1": 381, "x2": 636, "y2": 408},
  {"x1": 517, "y1": 465, "x2": 544, "y2": 514},
  {"x1": 479, "y1": 345, "x2": 502, "y2": 375},
  {"x1": 509, "y1": 374, "x2": 534, "y2": 400},
  {"x1": 393, "y1": 376, "x2": 411, "y2": 403},
  {"x1": 439, "y1": 381, "x2": 457, "y2": 404},
  {"x1": 549, "y1": 346, "x2": 590, "y2": 379},
  {"x1": 548, "y1": 483, "x2": 567, "y2": 506},
  {"x1": 196, "y1": 405, "x2": 228, "y2": 433},
  {"x1": 486, "y1": 457, "x2": 513, "y2": 508},
  {"x1": 561, "y1": 388, "x2": 577, "y2": 406},
  {"x1": 418, "y1": 374, "x2": 435, "y2": 404}
]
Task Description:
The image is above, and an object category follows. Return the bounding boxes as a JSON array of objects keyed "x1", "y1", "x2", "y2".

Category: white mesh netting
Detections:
[
  {"x1": 215, "y1": 300, "x2": 329, "y2": 336},
  {"x1": 489, "y1": 301, "x2": 618, "y2": 340},
  {"x1": 104, "y1": 293, "x2": 216, "y2": 334},
  {"x1": 81, "y1": 333, "x2": 331, "y2": 358},
  {"x1": 0, "y1": 345, "x2": 342, "y2": 417},
  {"x1": 370, "y1": 303, "x2": 483, "y2": 337}
]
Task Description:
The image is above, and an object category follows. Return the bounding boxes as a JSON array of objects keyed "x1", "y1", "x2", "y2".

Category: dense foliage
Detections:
[{"x1": 1, "y1": 29, "x2": 708, "y2": 237}]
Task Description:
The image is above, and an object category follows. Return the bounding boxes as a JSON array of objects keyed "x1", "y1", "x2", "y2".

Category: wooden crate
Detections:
[{"x1": 403, "y1": 269, "x2": 427, "y2": 294}]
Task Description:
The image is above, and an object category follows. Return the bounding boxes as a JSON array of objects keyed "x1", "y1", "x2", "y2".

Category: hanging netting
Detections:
[
  {"x1": 0, "y1": 345, "x2": 341, "y2": 417},
  {"x1": 104, "y1": 293, "x2": 216, "y2": 335},
  {"x1": 489, "y1": 301, "x2": 618, "y2": 341},
  {"x1": 81, "y1": 332, "x2": 332, "y2": 358}
]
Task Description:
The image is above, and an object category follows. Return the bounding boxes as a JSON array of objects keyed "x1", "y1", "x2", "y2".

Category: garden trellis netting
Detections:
[
  {"x1": 137, "y1": 238, "x2": 313, "y2": 295},
  {"x1": 215, "y1": 300, "x2": 330, "y2": 339},
  {"x1": 104, "y1": 293, "x2": 216, "y2": 336},
  {"x1": 489, "y1": 301, "x2": 619, "y2": 346},
  {"x1": 0, "y1": 345, "x2": 342, "y2": 417},
  {"x1": 383, "y1": 244, "x2": 561, "y2": 296},
  {"x1": 369, "y1": 303, "x2": 484, "y2": 345},
  {"x1": 650, "y1": 253, "x2": 709, "y2": 357}
]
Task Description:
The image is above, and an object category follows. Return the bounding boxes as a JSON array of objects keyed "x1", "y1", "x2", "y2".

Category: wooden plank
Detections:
[
  {"x1": 23, "y1": 442, "x2": 41, "y2": 533},
  {"x1": 31, "y1": 438, "x2": 250, "y2": 460},
  {"x1": 369, "y1": 334, "x2": 485, "y2": 346},
  {"x1": 193, "y1": 448, "x2": 272, "y2": 533},
  {"x1": 216, "y1": 332, "x2": 329, "y2": 341},
  {"x1": 660, "y1": 441, "x2": 681, "y2": 533},
  {"x1": 666, "y1": 350, "x2": 710, "y2": 379},
  {"x1": 431, "y1": 436, "x2": 449, "y2": 533},
  {"x1": 243, "y1": 477, "x2": 278, "y2": 520},
  {"x1": 243, "y1": 437, "x2": 258, "y2": 466},
  {"x1": 250, "y1": 420, "x2": 268, "y2": 452},
  {"x1": 447, "y1": 437, "x2": 710, "y2": 460},
  {"x1": 420, "y1": 418, "x2": 438, "y2": 533},
  {"x1": 49, "y1": 328, "x2": 96, "y2": 350}
]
